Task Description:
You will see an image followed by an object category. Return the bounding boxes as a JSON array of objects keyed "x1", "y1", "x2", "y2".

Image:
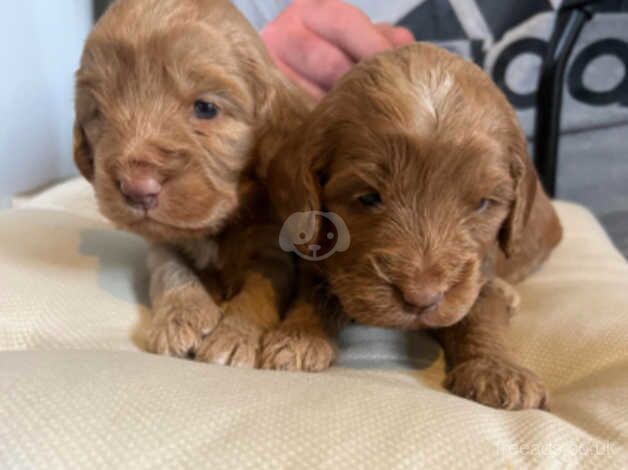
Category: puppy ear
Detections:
[
  {"x1": 73, "y1": 121, "x2": 94, "y2": 182},
  {"x1": 267, "y1": 121, "x2": 328, "y2": 252},
  {"x1": 499, "y1": 129, "x2": 537, "y2": 257}
]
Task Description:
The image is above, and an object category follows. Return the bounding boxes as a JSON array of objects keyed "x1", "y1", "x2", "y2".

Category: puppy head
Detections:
[
  {"x1": 73, "y1": 0, "x2": 281, "y2": 242},
  {"x1": 270, "y1": 43, "x2": 537, "y2": 329}
]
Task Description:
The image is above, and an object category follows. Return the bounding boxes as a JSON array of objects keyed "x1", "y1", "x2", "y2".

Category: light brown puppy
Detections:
[
  {"x1": 266, "y1": 43, "x2": 562, "y2": 409},
  {"x1": 73, "y1": 0, "x2": 310, "y2": 365}
]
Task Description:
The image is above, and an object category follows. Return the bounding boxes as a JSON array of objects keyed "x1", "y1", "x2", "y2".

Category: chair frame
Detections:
[{"x1": 534, "y1": 0, "x2": 596, "y2": 197}]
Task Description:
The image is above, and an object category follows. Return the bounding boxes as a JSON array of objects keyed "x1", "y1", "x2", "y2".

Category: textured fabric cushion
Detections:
[{"x1": 1, "y1": 178, "x2": 627, "y2": 468}]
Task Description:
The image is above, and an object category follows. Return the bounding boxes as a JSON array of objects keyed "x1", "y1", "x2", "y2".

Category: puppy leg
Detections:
[
  {"x1": 195, "y1": 224, "x2": 299, "y2": 368},
  {"x1": 261, "y1": 299, "x2": 340, "y2": 372},
  {"x1": 196, "y1": 271, "x2": 281, "y2": 367},
  {"x1": 145, "y1": 245, "x2": 222, "y2": 357},
  {"x1": 432, "y1": 278, "x2": 548, "y2": 410}
]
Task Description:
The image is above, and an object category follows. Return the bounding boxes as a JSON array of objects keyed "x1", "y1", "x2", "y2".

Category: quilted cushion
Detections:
[{"x1": 1, "y1": 179, "x2": 627, "y2": 468}]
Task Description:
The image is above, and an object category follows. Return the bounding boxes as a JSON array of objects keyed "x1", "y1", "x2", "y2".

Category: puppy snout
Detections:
[
  {"x1": 401, "y1": 287, "x2": 444, "y2": 312},
  {"x1": 119, "y1": 176, "x2": 162, "y2": 210},
  {"x1": 396, "y1": 271, "x2": 445, "y2": 312}
]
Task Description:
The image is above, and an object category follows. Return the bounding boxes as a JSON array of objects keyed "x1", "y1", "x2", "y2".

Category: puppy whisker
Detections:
[{"x1": 367, "y1": 254, "x2": 392, "y2": 284}]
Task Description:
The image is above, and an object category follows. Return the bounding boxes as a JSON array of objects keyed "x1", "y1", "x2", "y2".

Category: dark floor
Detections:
[{"x1": 556, "y1": 124, "x2": 628, "y2": 258}]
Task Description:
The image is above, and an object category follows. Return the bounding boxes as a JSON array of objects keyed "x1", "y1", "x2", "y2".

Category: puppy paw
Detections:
[
  {"x1": 261, "y1": 327, "x2": 336, "y2": 372},
  {"x1": 146, "y1": 302, "x2": 220, "y2": 358},
  {"x1": 195, "y1": 316, "x2": 261, "y2": 368},
  {"x1": 481, "y1": 278, "x2": 521, "y2": 317},
  {"x1": 445, "y1": 357, "x2": 548, "y2": 410}
]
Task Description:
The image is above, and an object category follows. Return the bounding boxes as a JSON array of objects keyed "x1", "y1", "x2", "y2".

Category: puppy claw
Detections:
[
  {"x1": 196, "y1": 319, "x2": 261, "y2": 368},
  {"x1": 445, "y1": 357, "x2": 549, "y2": 410},
  {"x1": 261, "y1": 328, "x2": 336, "y2": 372},
  {"x1": 146, "y1": 304, "x2": 220, "y2": 358}
]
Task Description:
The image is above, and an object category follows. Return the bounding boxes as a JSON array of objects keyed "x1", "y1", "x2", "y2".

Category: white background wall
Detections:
[{"x1": 0, "y1": 1, "x2": 92, "y2": 207}]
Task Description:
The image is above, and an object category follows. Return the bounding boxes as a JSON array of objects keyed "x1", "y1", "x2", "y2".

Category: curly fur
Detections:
[
  {"x1": 267, "y1": 43, "x2": 562, "y2": 409},
  {"x1": 73, "y1": 0, "x2": 311, "y2": 366}
]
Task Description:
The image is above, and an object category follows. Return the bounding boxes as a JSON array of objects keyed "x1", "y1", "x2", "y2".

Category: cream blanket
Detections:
[{"x1": 1, "y1": 179, "x2": 627, "y2": 468}]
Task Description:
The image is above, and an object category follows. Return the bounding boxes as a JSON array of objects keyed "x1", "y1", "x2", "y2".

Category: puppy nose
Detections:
[
  {"x1": 308, "y1": 244, "x2": 321, "y2": 253},
  {"x1": 401, "y1": 287, "x2": 444, "y2": 311},
  {"x1": 119, "y1": 177, "x2": 162, "y2": 210}
]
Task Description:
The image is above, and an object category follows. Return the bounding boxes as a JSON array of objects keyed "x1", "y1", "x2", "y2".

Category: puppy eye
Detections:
[
  {"x1": 358, "y1": 192, "x2": 382, "y2": 207},
  {"x1": 194, "y1": 100, "x2": 219, "y2": 120},
  {"x1": 477, "y1": 198, "x2": 494, "y2": 213}
]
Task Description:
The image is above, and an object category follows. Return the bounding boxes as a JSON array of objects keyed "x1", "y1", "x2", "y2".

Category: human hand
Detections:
[{"x1": 260, "y1": 0, "x2": 415, "y2": 98}]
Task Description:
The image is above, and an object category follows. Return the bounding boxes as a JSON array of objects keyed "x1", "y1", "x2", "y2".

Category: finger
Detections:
[
  {"x1": 298, "y1": 0, "x2": 393, "y2": 60},
  {"x1": 271, "y1": 26, "x2": 353, "y2": 90},
  {"x1": 261, "y1": 16, "x2": 326, "y2": 98},
  {"x1": 267, "y1": 49, "x2": 325, "y2": 99},
  {"x1": 375, "y1": 23, "x2": 415, "y2": 46},
  {"x1": 262, "y1": 8, "x2": 353, "y2": 91}
]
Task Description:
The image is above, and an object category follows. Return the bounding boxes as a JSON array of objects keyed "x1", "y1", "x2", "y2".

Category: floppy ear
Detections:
[
  {"x1": 73, "y1": 121, "x2": 94, "y2": 182},
  {"x1": 231, "y1": 24, "x2": 315, "y2": 175},
  {"x1": 267, "y1": 118, "x2": 329, "y2": 254},
  {"x1": 498, "y1": 128, "x2": 538, "y2": 258}
]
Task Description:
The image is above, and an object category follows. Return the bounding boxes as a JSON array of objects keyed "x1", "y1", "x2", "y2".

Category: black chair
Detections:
[
  {"x1": 534, "y1": 0, "x2": 599, "y2": 197},
  {"x1": 93, "y1": 0, "x2": 110, "y2": 22}
]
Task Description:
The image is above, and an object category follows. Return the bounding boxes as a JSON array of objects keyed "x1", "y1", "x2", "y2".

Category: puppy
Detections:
[
  {"x1": 265, "y1": 43, "x2": 562, "y2": 409},
  {"x1": 73, "y1": 0, "x2": 310, "y2": 365}
]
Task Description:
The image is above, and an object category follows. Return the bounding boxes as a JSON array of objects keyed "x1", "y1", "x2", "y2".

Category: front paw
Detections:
[
  {"x1": 146, "y1": 296, "x2": 220, "y2": 358},
  {"x1": 261, "y1": 327, "x2": 336, "y2": 372},
  {"x1": 195, "y1": 317, "x2": 261, "y2": 368},
  {"x1": 445, "y1": 357, "x2": 548, "y2": 410},
  {"x1": 481, "y1": 278, "x2": 520, "y2": 317}
]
